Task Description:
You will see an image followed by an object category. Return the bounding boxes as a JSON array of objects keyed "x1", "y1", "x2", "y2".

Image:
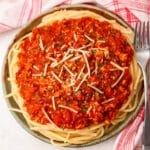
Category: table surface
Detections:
[{"x1": 0, "y1": 28, "x2": 117, "y2": 150}]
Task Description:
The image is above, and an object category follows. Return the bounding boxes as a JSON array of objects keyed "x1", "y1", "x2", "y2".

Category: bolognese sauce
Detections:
[{"x1": 16, "y1": 17, "x2": 134, "y2": 129}]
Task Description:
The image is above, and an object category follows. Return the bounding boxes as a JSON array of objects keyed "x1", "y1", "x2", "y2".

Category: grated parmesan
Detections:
[
  {"x1": 43, "y1": 63, "x2": 48, "y2": 77},
  {"x1": 69, "y1": 48, "x2": 89, "y2": 54},
  {"x1": 93, "y1": 61, "x2": 98, "y2": 74},
  {"x1": 58, "y1": 105, "x2": 78, "y2": 113},
  {"x1": 60, "y1": 44, "x2": 66, "y2": 50},
  {"x1": 32, "y1": 73, "x2": 42, "y2": 77},
  {"x1": 42, "y1": 108, "x2": 56, "y2": 126},
  {"x1": 52, "y1": 96, "x2": 56, "y2": 110},
  {"x1": 63, "y1": 65, "x2": 74, "y2": 77},
  {"x1": 101, "y1": 98, "x2": 114, "y2": 104},
  {"x1": 51, "y1": 54, "x2": 73, "y2": 68},
  {"x1": 73, "y1": 33, "x2": 77, "y2": 42},
  {"x1": 86, "y1": 106, "x2": 92, "y2": 114},
  {"x1": 84, "y1": 34, "x2": 94, "y2": 42},
  {"x1": 58, "y1": 66, "x2": 64, "y2": 77},
  {"x1": 51, "y1": 71, "x2": 62, "y2": 83},
  {"x1": 111, "y1": 70, "x2": 125, "y2": 88},
  {"x1": 46, "y1": 56, "x2": 57, "y2": 62},
  {"x1": 68, "y1": 49, "x2": 90, "y2": 76},
  {"x1": 75, "y1": 73, "x2": 88, "y2": 91},
  {"x1": 39, "y1": 36, "x2": 44, "y2": 51},
  {"x1": 97, "y1": 40, "x2": 106, "y2": 43},
  {"x1": 82, "y1": 52, "x2": 90, "y2": 77},
  {"x1": 33, "y1": 65, "x2": 39, "y2": 70},
  {"x1": 110, "y1": 61, "x2": 124, "y2": 71},
  {"x1": 77, "y1": 64, "x2": 85, "y2": 79},
  {"x1": 87, "y1": 84, "x2": 103, "y2": 94},
  {"x1": 69, "y1": 55, "x2": 81, "y2": 61},
  {"x1": 79, "y1": 43, "x2": 91, "y2": 50}
]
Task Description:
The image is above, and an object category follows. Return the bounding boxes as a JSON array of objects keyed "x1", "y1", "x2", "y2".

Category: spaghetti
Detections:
[{"x1": 7, "y1": 10, "x2": 143, "y2": 146}]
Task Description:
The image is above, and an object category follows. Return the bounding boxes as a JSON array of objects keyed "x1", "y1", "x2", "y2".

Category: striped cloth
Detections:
[
  {"x1": 114, "y1": 106, "x2": 144, "y2": 150},
  {"x1": 0, "y1": 0, "x2": 149, "y2": 150}
]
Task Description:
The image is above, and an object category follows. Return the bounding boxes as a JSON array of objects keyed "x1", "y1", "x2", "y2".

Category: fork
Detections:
[{"x1": 134, "y1": 21, "x2": 150, "y2": 150}]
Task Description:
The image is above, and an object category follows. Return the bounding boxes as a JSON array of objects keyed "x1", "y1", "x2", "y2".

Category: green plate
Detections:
[{"x1": 2, "y1": 4, "x2": 144, "y2": 147}]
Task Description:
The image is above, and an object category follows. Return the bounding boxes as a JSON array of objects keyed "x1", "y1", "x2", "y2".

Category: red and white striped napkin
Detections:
[
  {"x1": 0, "y1": 0, "x2": 149, "y2": 150},
  {"x1": 114, "y1": 106, "x2": 144, "y2": 150}
]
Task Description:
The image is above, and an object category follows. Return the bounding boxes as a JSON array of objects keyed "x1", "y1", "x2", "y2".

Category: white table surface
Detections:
[{"x1": 0, "y1": 29, "x2": 117, "y2": 150}]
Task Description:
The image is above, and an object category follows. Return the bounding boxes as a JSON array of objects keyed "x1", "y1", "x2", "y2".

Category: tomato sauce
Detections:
[{"x1": 16, "y1": 17, "x2": 134, "y2": 129}]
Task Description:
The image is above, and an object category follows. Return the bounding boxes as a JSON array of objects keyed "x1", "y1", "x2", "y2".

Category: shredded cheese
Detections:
[
  {"x1": 94, "y1": 61, "x2": 98, "y2": 74},
  {"x1": 51, "y1": 54, "x2": 73, "y2": 68},
  {"x1": 51, "y1": 71, "x2": 62, "y2": 83},
  {"x1": 77, "y1": 64, "x2": 85, "y2": 79},
  {"x1": 42, "y1": 108, "x2": 56, "y2": 126},
  {"x1": 68, "y1": 82, "x2": 75, "y2": 87},
  {"x1": 64, "y1": 49, "x2": 71, "y2": 57},
  {"x1": 33, "y1": 65, "x2": 39, "y2": 70},
  {"x1": 79, "y1": 43, "x2": 91, "y2": 50},
  {"x1": 63, "y1": 65, "x2": 74, "y2": 77},
  {"x1": 47, "y1": 57, "x2": 57, "y2": 62},
  {"x1": 60, "y1": 54, "x2": 73, "y2": 63},
  {"x1": 32, "y1": 73, "x2": 42, "y2": 77},
  {"x1": 60, "y1": 44, "x2": 66, "y2": 50},
  {"x1": 43, "y1": 63, "x2": 48, "y2": 77},
  {"x1": 97, "y1": 40, "x2": 106, "y2": 43},
  {"x1": 58, "y1": 66, "x2": 64, "y2": 77},
  {"x1": 67, "y1": 49, "x2": 89, "y2": 78},
  {"x1": 73, "y1": 33, "x2": 77, "y2": 42},
  {"x1": 104, "y1": 50, "x2": 109, "y2": 57},
  {"x1": 69, "y1": 55, "x2": 81, "y2": 61},
  {"x1": 84, "y1": 34, "x2": 94, "y2": 42},
  {"x1": 110, "y1": 61, "x2": 124, "y2": 71},
  {"x1": 87, "y1": 84, "x2": 103, "y2": 94},
  {"x1": 52, "y1": 42, "x2": 54, "y2": 48},
  {"x1": 69, "y1": 48, "x2": 89, "y2": 54},
  {"x1": 90, "y1": 82, "x2": 97, "y2": 85},
  {"x1": 86, "y1": 106, "x2": 92, "y2": 114},
  {"x1": 75, "y1": 73, "x2": 88, "y2": 91},
  {"x1": 52, "y1": 96, "x2": 56, "y2": 110},
  {"x1": 82, "y1": 52, "x2": 90, "y2": 77},
  {"x1": 45, "y1": 47, "x2": 50, "y2": 52},
  {"x1": 111, "y1": 70, "x2": 125, "y2": 88},
  {"x1": 101, "y1": 98, "x2": 115, "y2": 104},
  {"x1": 67, "y1": 76, "x2": 76, "y2": 87},
  {"x1": 58, "y1": 105, "x2": 78, "y2": 113},
  {"x1": 90, "y1": 47, "x2": 107, "y2": 51},
  {"x1": 68, "y1": 44, "x2": 91, "y2": 52},
  {"x1": 39, "y1": 36, "x2": 44, "y2": 51}
]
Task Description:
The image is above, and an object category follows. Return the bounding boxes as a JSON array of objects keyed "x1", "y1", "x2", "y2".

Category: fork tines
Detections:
[{"x1": 134, "y1": 21, "x2": 150, "y2": 50}]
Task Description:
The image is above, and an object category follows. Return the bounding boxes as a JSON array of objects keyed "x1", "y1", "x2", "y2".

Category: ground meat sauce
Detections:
[{"x1": 16, "y1": 17, "x2": 134, "y2": 129}]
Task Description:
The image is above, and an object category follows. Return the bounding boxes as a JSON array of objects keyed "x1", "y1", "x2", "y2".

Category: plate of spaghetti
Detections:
[{"x1": 3, "y1": 4, "x2": 144, "y2": 147}]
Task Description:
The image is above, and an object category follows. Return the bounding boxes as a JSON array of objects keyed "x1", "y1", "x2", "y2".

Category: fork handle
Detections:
[
  {"x1": 143, "y1": 59, "x2": 150, "y2": 147},
  {"x1": 143, "y1": 146, "x2": 150, "y2": 150},
  {"x1": 146, "y1": 59, "x2": 150, "y2": 111}
]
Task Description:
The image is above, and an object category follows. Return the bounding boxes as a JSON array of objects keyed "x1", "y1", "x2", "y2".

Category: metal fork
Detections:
[{"x1": 134, "y1": 22, "x2": 150, "y2": 150}]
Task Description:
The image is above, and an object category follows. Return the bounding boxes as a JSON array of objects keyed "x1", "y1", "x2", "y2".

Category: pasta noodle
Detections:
[{"x1": 6, "y1": 9, "x2": 143, "y2": 146}]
